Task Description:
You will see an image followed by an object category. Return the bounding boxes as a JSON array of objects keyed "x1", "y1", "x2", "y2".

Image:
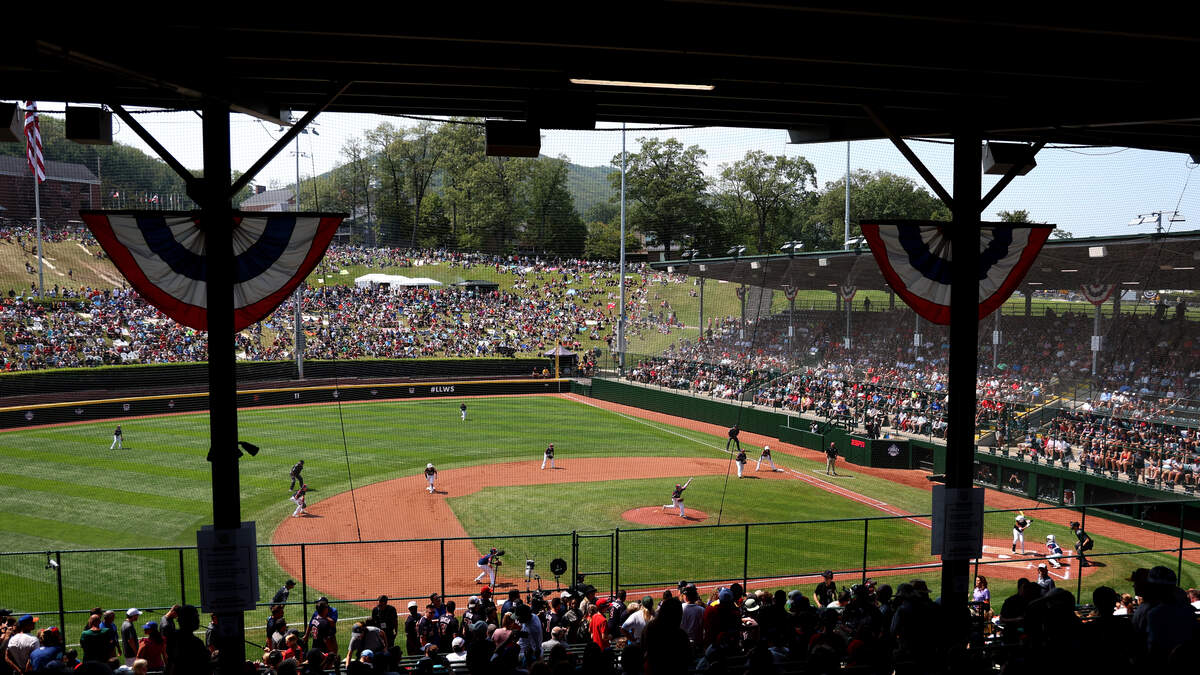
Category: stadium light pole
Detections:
[
  {"x1": 682, "y1": 249, "x2": 701, "y2": 335},
  {"x1": 288, "y1": 113, "x2": 319, "y2": 381},
  {"x1": 780, "y1": 241, "x2": 803, "y2": 344},
  {"x1": 728, "y1": 245, "x2": 747, "y2": 339},
  {"x1": 618, "y1": 123, "x2": 627, "y2": 373}
]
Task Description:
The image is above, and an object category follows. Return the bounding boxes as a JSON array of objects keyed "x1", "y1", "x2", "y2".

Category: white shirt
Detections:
[
  {"x1": 6, "y1": 632, "x2": 40, "y2": 670},
  {"x1": 680, "y1": 602, "x2": 705, "y2": 643},
  {"x1": 621, "y1": 609, "x2": 649, "y2": 643}
]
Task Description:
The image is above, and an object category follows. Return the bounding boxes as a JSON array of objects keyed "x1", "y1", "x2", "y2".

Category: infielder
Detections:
[
  {"x1": 460, "y1": 403, "x2": 467, "y2": 422},
  {"x1": 110, "y1": 425, "x2": 123, "y2": 450},
  {"x1": 1044, "y1": 534, "x2": 1064, "y2": 568},
  {"x1": 424, "y1": 463, "x2": 438, "y2": 494},
  {"x1": 663, "y1": 478, "x2": 693, "y2": 518},
  {"x1": 290, "y1": 460, "x2": 305, "y2": 491},
  {"x1": 756, "y1": 445, "x2": 777, "y2": 472},
  {"x1": 1012, "y1": 513, "x2": 1032, "y2": 554},
  {"x1": 735, "y1": 449, "x2": 747, "y2": 478},
  {"x1": 541, "y1": 443, "x2": 555, "y2": 470},
  {"x1": 726, "y1": 425, "x2": 742, "y2": 453},
  {"x1": 474, "y1": 548, "x2": 499, "y2": 585},
  {"x1": 290, "y1": 485, "x2": 309, "y2": 517}
]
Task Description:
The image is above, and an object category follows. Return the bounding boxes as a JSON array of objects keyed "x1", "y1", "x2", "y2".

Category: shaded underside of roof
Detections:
[
  {"x1": 3, "y1": 7, "x2": 1200, "y2": 154},
  {"x1": 650, "y1": 231, "x2": 1200, "y2": 293}
]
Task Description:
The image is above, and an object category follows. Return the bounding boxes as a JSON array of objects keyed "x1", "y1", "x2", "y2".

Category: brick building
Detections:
[{"x1": 0, "y1": 156, "x2": 100, "y2": 225}]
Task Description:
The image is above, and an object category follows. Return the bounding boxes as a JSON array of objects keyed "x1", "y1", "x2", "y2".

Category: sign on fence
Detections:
[
  {"x1": 931, "y1": 486, "x2": 984, "y2": 560},
  {"x1": 197, "y1": 523, "x2": 259, "y2": 612}
]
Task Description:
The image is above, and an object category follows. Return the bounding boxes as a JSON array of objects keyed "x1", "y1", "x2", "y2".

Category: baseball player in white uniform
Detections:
[
  {"x1": 474, "y1": 548, "x2": 499, "y2": 585},
  {"x1": 663, "y1": 478, "x2": 693, "y2": 518},
  {"x1": 110, "y1": 425, "x2": 123, "y2": 450},
  {"x1": 290, "y1": 485, "x2": 309, "y2": 517},
  {"x1": 460, "y1": 403, "x2": 467, "y2": 422},
  {"x1": 735, "y1": 449, "x2": 747, "y2": 478},
  {"x1": 756, "y1": 445, "x2": 777, "y2": 472},
  {"x1": 1044, "y1": 534, "x2": 1064, "y2": 568},
  {"x1": 542, "y1": 444, "x2": 555, "y2": 470},
  {"x1": 424, "y1": 463, "x2": 438, "y2": 494},
  {"x1": 1012, "y1": 513, "x2": 1032, "y2": 554}
]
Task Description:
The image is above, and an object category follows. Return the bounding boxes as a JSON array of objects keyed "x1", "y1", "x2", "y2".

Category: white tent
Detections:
[
  {"x1": 354, "y1": 273, "x2": 415, "y2": 289},
  {"x1": 394, "y1": 277, "x2": 443, "y2": 287}
]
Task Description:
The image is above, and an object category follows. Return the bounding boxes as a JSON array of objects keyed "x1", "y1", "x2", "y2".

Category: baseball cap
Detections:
[
  {"x1": 407, "y1": 601, "x2": 418, "y2": 609},
  {"x1": 480, "y1": 586, "x2": 492, "y2": 594},
  {"x1": 822, "y1": 570, "x2": 834, "y2": 578},
  {"x1": 468, "y1": 596, "x2": 479, "y2": 606},
  {"x1": 1037, "y1": 563, "x2": 1047, "y2": 569},
  {"x1": 430, "y1": 593, "x2": 440, "y2": 600},
  {"x1": 596, "y1": 598, "x2": 611, "y2": 608},
  {"x1": 1127, "y1": 568, "x2": 1149, "y2": 583},
  {"x1": 491, "y1": 628, "x2": 513, "y2": 647},
  {"x1": 142, "y1": 621, "x2": 157, "y2": 630},
  {"x1": 452, "y1": 636, "x2": 465, "y2": 649},
  {"x1": 126, "y1": 608, "x2": 141, "y2": 618},
  {"x1": 718, "y1": 589, "x2": 733, "y2": 605},
  {"x1": 422, "y1": 643, "x2": 438, "y2": 653},
  {"x1": 361, "y1": 650, "x2": 374, "y2": 659},
  {"x1": 18, "y1": 614, "x2": 37, "y2": 624},
  {"x1": 0, "y1": 609, "x2": 10, "y2": 618},
  {"x1": 743, "y1": 597, "x2": 759, "y2": 612},
  {"x1": 641, "y1": 596, "x2": 654, "y2": 608}
]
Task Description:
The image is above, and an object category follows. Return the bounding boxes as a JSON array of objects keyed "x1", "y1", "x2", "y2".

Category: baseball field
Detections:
[{"x1": 1, "y1": 391, "x2": 1196, "y2": 659}]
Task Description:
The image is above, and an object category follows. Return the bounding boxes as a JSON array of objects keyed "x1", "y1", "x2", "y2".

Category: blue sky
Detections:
[{"x1": 17, "y1": 104, "x2": 1199, "y2": 240}]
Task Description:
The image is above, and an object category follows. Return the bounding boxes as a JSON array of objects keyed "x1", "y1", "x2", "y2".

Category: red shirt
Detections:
[{"x1": 589, "y1": 612, "x2": 609, "y2": 649}]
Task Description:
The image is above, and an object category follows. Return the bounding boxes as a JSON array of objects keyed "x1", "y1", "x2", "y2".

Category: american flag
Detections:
[{"x1": 24, "y1": 101, "x2": 45, "y2": 184}]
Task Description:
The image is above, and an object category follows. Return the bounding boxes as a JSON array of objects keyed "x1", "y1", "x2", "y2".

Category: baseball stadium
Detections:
[{"x1": 3, "y1": 10, "x2": 1200, "y2": 675}]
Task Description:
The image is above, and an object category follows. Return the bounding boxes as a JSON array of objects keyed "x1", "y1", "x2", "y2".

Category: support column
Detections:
[
  {"x1": 1091, "y1": 304, "x2": 1102, "y2": 377},
  {"x1": 698, "y1": 278, "x2": 705, "y2": 339},
  {"x1": 889, "y1": 290, "x2": 895, "y2": 310},
  {"x1": 202, "y1": 100, "x2": 243, "y2": 675},
  {"x1": 993, "y1": 309, "x2": 1000, "y2": 369},
  {"x1": 943, "y1": 129, "x2": 981, "y2": 619},
  {"x1": 1024, "y1": 289, "x2": 1032, "y2": 317}
]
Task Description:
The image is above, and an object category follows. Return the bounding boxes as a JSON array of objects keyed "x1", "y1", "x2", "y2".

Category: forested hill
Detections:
[{"x1": 565, "y1": 161, "x2": 617, "y2": 217}]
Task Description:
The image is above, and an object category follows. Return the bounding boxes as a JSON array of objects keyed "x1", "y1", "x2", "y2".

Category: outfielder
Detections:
[
  {"x1": 1012, "y1": 513, "x2": 1032, "y2": 554},
  {"x1": 474, "y1": 548, "x2": 499, "y2": 585},
  {"x1": 756, "y1": 445, "x2": 777, "y2": 472},
  {"x1": 110, "y1": 425, "x2": 123, "y2": 450},
  {"x1": 424, "y1": 463, "x2": 438, "y2": 494},
  {"x1": 541, "y1": 444, "x2": 555, "y2": 470},
  {"x1": 663, "y1": 478, "x2": 693, "y2": 518},
  {"x1": 735, "y1": 449, "x2": 747, "y2": 478},
  {"x1": 1044, "y1": 534, "x2": 1064, "y2": 568},
  {"x1": 290, "y1": 485, "x2": 309, "y2": 517},
  {"x1": 460, "y1": 403, "x2": 467, "y2": 422},
  {"x1": 290, "y1": 460, "x2": 305, "y2": 491}
]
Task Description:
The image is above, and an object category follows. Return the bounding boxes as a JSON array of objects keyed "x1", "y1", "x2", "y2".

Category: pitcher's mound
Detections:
[{"x1": 622, "y1": 506, "x2": 710, "y2": 526}]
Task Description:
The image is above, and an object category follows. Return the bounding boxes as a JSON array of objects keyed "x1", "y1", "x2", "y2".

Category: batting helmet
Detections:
[
  {"x1": 1046, "y1": 534, "x2": 1056, "y2": 543},
  {"x1": 427, "y1": 463, "x2": 433, "y2": 469}
]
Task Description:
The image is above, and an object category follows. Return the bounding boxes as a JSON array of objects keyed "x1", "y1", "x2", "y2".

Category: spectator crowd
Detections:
[{"x1": 6, "y1": 564, "x2": 1199, "y2": 674}]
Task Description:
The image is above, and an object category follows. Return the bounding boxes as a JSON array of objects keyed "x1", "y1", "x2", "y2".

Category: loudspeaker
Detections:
[
  {"x1": 0, "y1": 102, "x2": 21, "y2": 143},
  {"x1": 485, "y1": 120, "x2": 540, "y2": 157},
  {"x1": 983, "y1": 141, "x2": 1036, "y2": 175},
  {"x1": 65, "y1": 107, "x2": 113, "y2": 145}
]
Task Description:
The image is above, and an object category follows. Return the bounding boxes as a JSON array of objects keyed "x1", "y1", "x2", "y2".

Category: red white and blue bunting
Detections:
[
  {"x1": 860, "y1": 221, "x2": 1051, "y2": 325},
  {"x1": 80, "y1": 210, "x2": 344, "y2": 332},
  {"x1": 838, "y1": 285, "x2": 857, "y2": 302},
  {"x1": 1080, "y1": 283, "x2": 1115, "y2": 306}
]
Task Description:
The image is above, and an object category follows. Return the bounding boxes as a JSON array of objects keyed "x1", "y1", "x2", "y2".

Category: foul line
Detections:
[{"x1": 561, "y1": 393, "x2": 932, "y2": 530}]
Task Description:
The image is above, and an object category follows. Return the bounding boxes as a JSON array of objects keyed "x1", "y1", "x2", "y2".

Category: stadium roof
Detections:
[
  {"x1": 6, "y1": 8, "x2": 1200, "y2": 154},
  {"x1": 650, "y1": 230, "x2": 1200, "y2": 294}
]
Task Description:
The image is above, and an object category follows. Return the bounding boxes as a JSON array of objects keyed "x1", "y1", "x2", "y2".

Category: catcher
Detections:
[
  {"x1": 663, "y1": 478, "x2": 694, "y2": 518},
  {"x1": 474, "y1": 547, "x2": 503, "y2": 586}
]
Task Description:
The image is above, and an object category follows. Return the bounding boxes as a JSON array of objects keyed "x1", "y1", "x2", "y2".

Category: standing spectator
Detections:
[
  {"x1": 1035, "y1": 564, "x2": 1056, "y2": 593},
  {"x1": 100, "y1": 610, "x2": 120, "y2": 659},
  {"x1": 305, "y1": 601, "x2": 337, "y2": 668},
  {"x1": 344, "y1": 622, "x2": 387, "y2": 668},
  {"x1": 541, "y1": 626, "x2": 567, "y2": 655},
  {"x1": 5, "y1": 614, "x2": 39, "y2": 672},
  {"x1": 79, "y1": 614, "x2": 110, "y2": 663},
  {"x1": 622, "y1": 597, "x2": 654, "y2": 646},
  {"x1": 161, "y1": 605, "x2": 209, "y2": 675},
  {"x1": 120, "y1": 609, "x2": 142, "y2": 666},
  {"x1": 370, "y1": 595, "x2": 398, "y2": 647},
  {"x1": 1079, "y1": 587, "x2": 1136, "y2": 670},
  {"x1": 416, "y1": 605, "x2": 442, "y2": 651},
  {"x1": 403, "y1": 601, "x2": 421, "y2": 656},
  {"x1": 266, "y1": 605, "x2": 288, "y2": 649},
  {"x1": 513, "y1": 604, "x2": 542, "y2": 665},
  {"x1": 641, "y1": 597, "x2": 690, "y2": 675},
  {"x1": 438, "y1": 601, "x2": 459, "y2": 651},
  {"x1": 134, "y1": 621, "x2": 166, "y2": 672},
  {"x1": 812, "y1": 570, "x2": 838, "y2": 608},
  {"x1": 679, "y1": 586, "x2": 705, "y2": 646},
  {"x1": 587, "y1": 601, "x2": 609, "y2": 650},
  {"x1": 1131, "y1": 566, "x2": 1195, "y2": 665},
  {"x1": 29, "y1": 626, "x2": 64, "y2": 672}
]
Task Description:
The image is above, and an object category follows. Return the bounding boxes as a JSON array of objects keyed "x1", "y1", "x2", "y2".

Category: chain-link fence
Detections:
[{"x1": 3, "y1": 500, "x2": 1196, "y2": 648}]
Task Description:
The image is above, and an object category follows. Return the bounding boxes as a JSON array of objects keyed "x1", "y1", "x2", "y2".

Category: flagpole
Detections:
[{"x1": 34, "y1": 176, "x2": 44, "y2": 298}]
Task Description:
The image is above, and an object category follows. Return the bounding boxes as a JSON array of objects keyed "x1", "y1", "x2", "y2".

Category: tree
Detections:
[
  {"x1": 435, "y1": 120, "x2": 486, "y2": 244},
  {"x1": 522, "y1": 156, "x2": 586, "y2": 257},
  {"x1": 811, "y1": 170, "x2": 950, "y2": 248},
  {"x1": 460, "y1": 156, "x2": 531, "y2": 253},
  {"x1": 584, "y1": 219, "x2": 639, "y2": 260},
  {"x1": 340, "y1": 138, "x2": 375, "y2": 245},
  {"x1": 996, "y1": 209, "x2": 1033, "y2": 223},
  {"x1": 718, "y1": 150, "x2": 817, "y2": 252},
  {"x1": 394, "y1": 121, "x2": 444, "y2": 246},
  {"x1": 365, "y1": 123, "x2": 410, "y2": 246},
  {"x1": 611, "y1": 138, "x2": 710, "y2": 260}
]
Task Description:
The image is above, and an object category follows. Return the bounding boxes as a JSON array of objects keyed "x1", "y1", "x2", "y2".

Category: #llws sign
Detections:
[
  {"x1": 80, "y1": 211, "x2": 344, "y2": 332},
  {"x1": 860, "y1": 221, "x2": 1052, "y2": 325}
]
